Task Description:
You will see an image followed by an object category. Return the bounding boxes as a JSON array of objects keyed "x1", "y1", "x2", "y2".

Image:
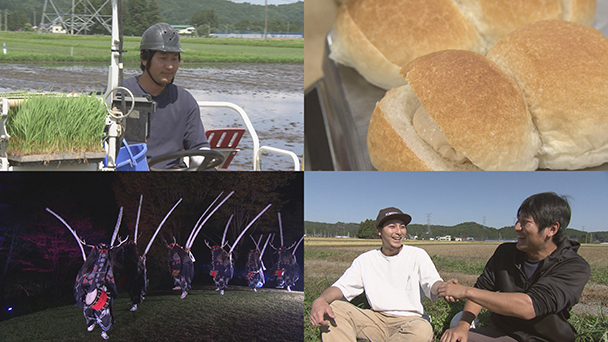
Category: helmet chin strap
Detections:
[{"x1": 146, "y1": 67, "x2": 175, "y2": 87}]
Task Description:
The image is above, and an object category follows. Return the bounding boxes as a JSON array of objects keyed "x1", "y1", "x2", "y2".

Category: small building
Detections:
[
  {"x1": 50, "y1": 25, "x2": 67, "y2": 34},
  {"x1": 437, "y1": 235, "x2": 451, "y2": 241},
  {"x1": 335, "y1": 232, "x2": 351, "y2": 238},
  {"x1": 172, "y1": 25, "x2": 196, "y2": 35}
]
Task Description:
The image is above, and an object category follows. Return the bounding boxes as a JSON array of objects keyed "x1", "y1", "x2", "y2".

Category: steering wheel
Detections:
[{"x1": 147, "y1": 149, "x2": 225, "y2": 171}]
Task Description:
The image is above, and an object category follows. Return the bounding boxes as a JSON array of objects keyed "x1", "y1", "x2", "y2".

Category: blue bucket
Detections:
[{"x1": 115, "y1": 140, "x2": 149, "y2": 171}]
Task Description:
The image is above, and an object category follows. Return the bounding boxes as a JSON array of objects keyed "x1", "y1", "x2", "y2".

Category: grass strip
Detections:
[
  {"x1": 0, "y1": 32, "x2": 303, "y2": 63},
  {"x1": 0, "y1": 289, "x2": 303, "y2": 342}
]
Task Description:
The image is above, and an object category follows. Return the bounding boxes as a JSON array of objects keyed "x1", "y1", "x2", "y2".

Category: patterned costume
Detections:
[
  {"x1": 210, "y1": 245, "x2": 233, "y2": 294},
  {"x1": 74, "y1": 244, "x2": 118, "y2": 340},
  {"x1": 117, "y1": 242, "x2": 147, "y2": 310},
  {"x1": 273, "y1": 246, "x2": 300, "y2": 291},
  {"x1": 245, "y1": 249, "x2": 265, "y2": 291},
  {"x1": 168, "y1": 243, "x2": 194, "y2": 298}
]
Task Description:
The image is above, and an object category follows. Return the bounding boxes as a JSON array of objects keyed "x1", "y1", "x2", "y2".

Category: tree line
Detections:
[
  {"x1": 305, "y1": 220, "x2": 608, "y2": 243},
  {"x1": 190, "y1": 9, "x2": 303, "y2": 36},
  {"x1": 0, "y1": 0, "x2": 303, "y2": 36}
]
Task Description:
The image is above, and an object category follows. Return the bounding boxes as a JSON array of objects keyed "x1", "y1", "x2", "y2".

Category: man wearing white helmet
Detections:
[{"x1": 123, "y1": 22, "x2": 211, "y2": 169}]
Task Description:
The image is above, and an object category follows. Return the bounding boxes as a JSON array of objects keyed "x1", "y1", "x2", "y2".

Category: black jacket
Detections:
[{"x1": 474, "y1": 239, "x2": 590, "y2": 342}]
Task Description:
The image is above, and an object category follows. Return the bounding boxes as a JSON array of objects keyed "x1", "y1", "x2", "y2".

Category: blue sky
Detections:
[{"x1": 305, "y1": 172, "x2": 608, "y2": 232}]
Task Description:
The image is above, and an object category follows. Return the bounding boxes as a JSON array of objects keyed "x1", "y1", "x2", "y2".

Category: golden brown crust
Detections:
[
  {"x1": 330, "y1": 0, "x2": 484, "y2": 90},
  {"x1": 401, "y1": 50, "x2": 540, "y2": 170},
  {"x1": 329, "y1": 0, "x2": 596, "y2": 91},
  {"x1": 455, "y1": 0, "x2": 563, "y2": 49},
  {"x1": 329, "y1": 5, "x2": 405, "y2": 90},
  {"x1": 487, "y1": 20, "x2": 608, "y2": 170},
  {"x1": 346, "y1": 0, "x2": 483, "y2": 66}
]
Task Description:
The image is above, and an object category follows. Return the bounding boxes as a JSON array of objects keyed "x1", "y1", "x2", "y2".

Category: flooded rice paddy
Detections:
[{"x1": 0, "y1": 62, "x2": 303, "y2": 171}]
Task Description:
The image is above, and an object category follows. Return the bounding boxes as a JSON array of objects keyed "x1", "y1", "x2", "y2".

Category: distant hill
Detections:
[
  {"x1": 159, "y1": 0, "x2": 304, "y2": 26},
  {"x1": 0, "y1": 0, "x2": 303, "y2": 28},
  {"x1": 305, "y1": 221, "x2": 608, "y2": 243},
  {"x1": 305, "y1": 221, "x2": 360, "y2": 238}
]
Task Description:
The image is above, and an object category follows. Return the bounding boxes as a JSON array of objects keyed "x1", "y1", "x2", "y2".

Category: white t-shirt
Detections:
[{"x1": 333, "y1": 245, "x2": 442, "y2": 317}]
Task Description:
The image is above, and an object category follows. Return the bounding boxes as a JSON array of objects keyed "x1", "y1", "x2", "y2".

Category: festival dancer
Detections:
[
  {"x1": 74, "y1": 243, "x2": 118, "y2": 340},
  {"x1": 209, "y1": 243, "x2": 233, "y2": 295},
  {"x1": 47, "y1": 207, "x2": 123, "y2": 340},
  {"x1": 120, "y1": 241, "x2": 147, "y2": 311},
  {"x1": 205, "y1": 204, "x2": 272, "y2": 295},
  {"x1": 245, "y1": 234, "x2": 271, "y2": 291},
  {"x1": 121, "y1": 195, "x2": 181, "y2": 310},
  {"x1": 168, "y1": 241, "x2": 194, "y2": 299},
  {"x1": 271, "y1": 213, "x2": 303, "y2": 291}
]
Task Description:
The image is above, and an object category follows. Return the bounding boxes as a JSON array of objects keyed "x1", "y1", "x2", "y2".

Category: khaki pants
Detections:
[{"x1": 321, "y1": 300, "x2": 434, "y2": 342}]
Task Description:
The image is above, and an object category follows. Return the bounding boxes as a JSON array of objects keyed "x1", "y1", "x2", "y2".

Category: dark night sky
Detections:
[{"x1": 2, "y1": 172, "x2": 303, "y2": 243}]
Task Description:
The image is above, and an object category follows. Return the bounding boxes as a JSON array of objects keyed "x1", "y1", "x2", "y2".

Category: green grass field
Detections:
[
  {"x1": 304, "y1": 238, "x2": 608, "y2": 342},
  {"x1": 0, "y1": 287, "x2": 303, "y2": 342},
  {"x1": 0, "y1": 32, "x2": 303, "y2": 63}
]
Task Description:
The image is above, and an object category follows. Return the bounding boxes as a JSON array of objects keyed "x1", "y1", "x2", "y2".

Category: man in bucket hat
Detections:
[
  {"x1": 123, "y1": 22, "x2": 211, "y2": 169},
  {"x1": 310, "y1": 207, "x2": 450, "y2": 342}
]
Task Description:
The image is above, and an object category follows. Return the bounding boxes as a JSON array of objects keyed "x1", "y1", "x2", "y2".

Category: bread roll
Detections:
[
  {"x1": 455, "y1": 0, "x2": 562, "y2": 49},
  {"x1": 367, "y1": 50, "x2": 541, "y2": 171},
  {"x1": 486, "y1": 20, "x2": 608, "y2": 170},
  {"x1": 330, "y1": 0, "x2": 597, "y2": 90},
  {"x1": 330, "y1": 0, "x2": 484, "y2": 90}
]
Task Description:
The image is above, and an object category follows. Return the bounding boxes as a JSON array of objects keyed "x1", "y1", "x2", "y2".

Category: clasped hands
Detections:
[{"x1": 438, "y1": 278, "x2": 468, "y2": 303}]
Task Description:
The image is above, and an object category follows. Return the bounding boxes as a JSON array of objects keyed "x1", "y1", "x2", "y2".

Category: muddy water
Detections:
[{"x1": 0, "y1": 62, "x2": 303, "y2": 171}]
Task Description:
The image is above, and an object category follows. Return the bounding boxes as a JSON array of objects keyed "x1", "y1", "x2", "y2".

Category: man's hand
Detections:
[
  {"x1": 309, "y1": 297, "x2": 336, "y2": 327},
  {"x1": 438, "y1": 279, "x2": 460, "y2": 302},
  {"x1": 439, "y1": 278, "x2": 469, "y2": 301},
  {"x1": 440, "y1": 322, "x2": 471, "y2": 342}
]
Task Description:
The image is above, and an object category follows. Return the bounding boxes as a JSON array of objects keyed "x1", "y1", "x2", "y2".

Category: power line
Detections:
[{"x1": 40, "y1": 0, "x2": 112, "y2": 34}]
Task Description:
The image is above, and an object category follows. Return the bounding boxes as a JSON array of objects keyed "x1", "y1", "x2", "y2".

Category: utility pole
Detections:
[
  {"x1": 71, "y1": 0, "x2": 75, "y2": 34},
  {"x1": 41, "y1": 0, "x2": 112, "y2": 34},
  {"x1": 5, "y1": 9, "x2": 8, "y2": 31},
  {"x1": 263, "y1": 0, "x2": 268, "y2": 41},
  {"x1": 426, "y1": 213, "x2": 432, "y2": 239}
]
